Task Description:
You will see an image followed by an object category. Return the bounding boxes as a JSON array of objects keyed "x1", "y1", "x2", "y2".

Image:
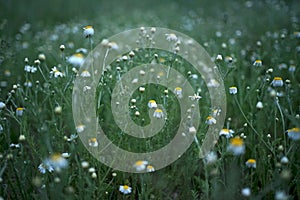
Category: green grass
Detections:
[{"x1": 1, "y1": 0, "x2": 300, "y2": 199}]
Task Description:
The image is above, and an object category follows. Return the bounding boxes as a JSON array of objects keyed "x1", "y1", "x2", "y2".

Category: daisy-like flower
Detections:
[
  {"x1": 38, "y1": 163, "x2": 54, "y2": 174},
  {"x1": 253, "y1": 59, "x2": 262, "y2": 67},
  {"x1": 146, "y1": 165, "x2": 155, "y2": 172},
  {"x1": 153, "y1": 109, "x2": 164, "y2": 119},
  {"x1": 83, "y1": 25, "x2": 94, "y2": 38},
  {"x1": 44, "y1": 153, "x2": 68, "y2": 172},
  {"x1": 189, "y1": 126, "x2": 197, "y2": 134},
  {"x1": 174, "y1": 87, "x2": 183, "y2": 98},
  {"x1": 165, "y1": 33, "x2": 178, "y2": 42},
  {"x1": 271, "y1": 77, "x2": 284, "y2": 87},
  {"x1": 0, "y1": 102, "x2": 5, "y2": 109},
  {"x1": 205, "y1": 116, "x2": 217, "y2": 125},
  {"x1": 207, "y1": 79, "x2": 220, "y2": 87},
  {"x1": 50, "y1": 66, "x2": 64, "y2": 78},
  {"x1": 229, "y1": 86, "x2": 238, "y2": 94},
  {"x1": 241, "y1": 187, "x2": 251, "y2": 197},
  {"x1": 24, "y1": 65, "x2": 37, "y2": 73},
  {"x1": 18, "y1": 135, "x2": 26, "y2": 141},
  {"x1": 219, "y1": 128, "x2": 234, "y2": 138},
  {"x1": 204, "y1": 151, "x2": 218, "y2": 164},
  {"x1": 189, "y1": 93, "x2": 202, "y2": 101},
  {"x1": 76, "y1": 124, "x2": 85, "y2": 133},
  {"x1": 256, "y1": 101, "x2": 263, "y2": 109},
  {"x1": 119, "y1": 185, "x2": 132, "y2": 195},
  {"x1": 216, "y1": 54, "x2": 223, "y2": 61},
  {"x1": 66, "y1": 134, "x2": 78, "y2": 142},
  {"x1": 88, "y1": 138, "x2": 98, "y2": 147},
  {"x1": 212, "y1": 108, "x2": 221, "y2": 117},
  {"x1": 224, "y1": 56, "x2": 233, "y2": 63},
  {"x1": 148, "y1": 100, "x2": 157, "y2": 108},
  {"x1": 81, "y1": 161, "x2": 89, "y2": 168},
  {"x1": 107, "y1": 41, "x2": 119, "y2": 50},
  {"x1": 16, "y1": 107, "x2": 24, "y2": 116},
  {"x1": 227, "y1": 137, "x2": 245, "y2": 155},
  {"x1": 245, "y1": 159, "x2": 257, "y2": 168},
  {"x1": 286, "y1": 127, "x2": 300, "y2": 140},
  {"x1": 67, "y1": 53, "x2": 84, "y2": 67},
  {"x1": 61, "y1": 153, "x2": 71, "y2": 158},
  {"x1": 80, "y1": 70, "x2": 91, "y2": 77},
  {"x1": 280, "y1": 156, "x2": 289, "y2": 164},
  {"x1": 24, "y1": 81, "x2": 32, "y2": 87},
  {"x1": 133, "y1": 160, "x2": 148, "y2": 171},
  {"x1": 275, "y1": 190, "x2": 289, "y2": 200},
  {"x1": 288, "y1": 65, "x2": 296, "y2": 73},
  {"x1": 10, "y1": 143, "x2": 20, "y2": 148}
]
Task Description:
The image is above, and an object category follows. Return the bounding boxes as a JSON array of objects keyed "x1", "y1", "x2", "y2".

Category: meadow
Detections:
[{"x1": 0, "y1": 0, "x2": 300, "y2": 199}]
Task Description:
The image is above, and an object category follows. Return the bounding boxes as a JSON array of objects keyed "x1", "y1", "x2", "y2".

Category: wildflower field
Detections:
[{"x1": 1, "y1": 0, "x2": 300, "y2": 199}]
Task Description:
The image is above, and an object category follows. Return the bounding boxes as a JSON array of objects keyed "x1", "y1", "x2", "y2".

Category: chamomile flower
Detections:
[
  {"x1": 189, "y1": 93, "x2": 202, "y2": 101},
  {"x1": 253, "y1": 59, "x2": 262, "y2": 67},
  {"x1": 227, "y1": 137, "x2": 245, "y2": 155},
  {"x1": 76, "y1": 124, "x2": 85, "y2": 133},
  {"x1": 24, "y1": 65, "x2": 37, "y2": 73},
  {"x1": 285, "y1": 127, "x2": 300, "y2": 140},
  {"x1": 204, "y1": 151, "x2": 218, "y2": 164},
  {"x1": 44, "y1": 153, "x2": 68, "y2": 172},
  {"x1": 229, "y1": 86, "x2": 238, "y2": 94},
  {"x1": 148, "y1": 100, "x2": 157, "y2": 108},
  {"x1": 241, "y1": 187, "x2": 251, "y2": 197},
  {"x1": 174, "y1": 87, "x2": 183, "y2": 98},
  {"x1": 88, "y1": 138, "x2": 98, "y2": 147},
  {"x1": 81, "y1": 161, "x2": 89, "y2": 168},
  {"x1": 219, "y1": 128, "x2": 234, "y2": 138},
  {"x1": 66, "y1": 134, "x2": 78, "y2": 142},
  {"x1": 165, "y1": 33, "x2": 178, "y2": 41},
  {"x1": 50, "y1": 66, "x2": 64, "y2": 78},
  {"x1": 67, "y1": 53, "x2": 84, "y2": 67},
  {"x1": 16, "y1": 107, "x2": 24, "y2": 116},
  {"x1": 216, "y1": 54, "x2": 223, "y2": 61},
  {"x1": 0, "y1": 102, "x2": 5, "y2": 109},
  {"x1": 119, "y1": 185, "x2": 132, "y2": 194},
  {"x1": 146, "y1": 165, "x2": 155, "y2": 172},
  {"x1": 153, "y1": 109, "x2": 164, "y2": 118},
  {"x1": 83, "y1": 25, "x2": 94, "y2": 38},
  {"x1": 245, "y1": 159, "x2": 257, "y2": 168},
  {"x1": 207, "y1": 79, "x2": 220, "y2": 87},
  {"x1": 38, "y1": 163, "x2": 54, "y2": 174},
  {"x1": 256, "y1": 101, "x2": 263, "y2": 109},
  {"x1": 275, "y1": 191, "x2": 289, "y2": 200},
  {"x1": 205, "y1": 116, "x2": 217, "y2": 125},
  {"x1": 189, "y1": 126, "x2": 197, "y2": 134},
  {"x1": 133, "y1": 160, "x2": 148, "y2": 171},
  {"x1": 271, "y1": 77, "x2": 284, "y2": 87},
  {"x1": 80, "y1": 70, "x2": 91, "y2": 77}
]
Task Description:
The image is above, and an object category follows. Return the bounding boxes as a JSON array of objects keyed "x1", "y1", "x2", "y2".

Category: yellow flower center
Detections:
[
  {"x1": 155, "y1": 109, "x2": 163, "y2": 113},
  {"x1": 51, "y1": 153, "x2": 62, "y2": 161},
  {"x1": 289, "y1": 127, "x2": 300, "y2": 132},
  {"x1": 84, "y1": 25, "x2": 93, "y2": 29},
  {"x1": 89, "y1": 138, "x2": 97, "y2": 143},
  {"x1": 74, "y1": 53, "x2": 84, "y2": 58},
  {"x1": 247, "y1": 159, "x2": 256, "y2": 164},
  {"x1": 135, "y1": 160, "x2": 145, "y2": 166},
  {"x1": 123, "y1": 185, "x2": 129, "y2": 190},
  {"x1": 222, "y1": 128, "x2": 229, "y2": 133},
  {"x1": 149, "y1": 100, "x2": 156, "y2": 103},
  {"x1": 175, "y1": 87, "x2": 182, "y2": 91},
  {"x1": 230, "y1": 137, "x2": 244, "y2": 146},
  {"x1": 17, "y1": 107, "x2": 24, "y2": 111},
  {"x1": 274, "y1": 77, "x2": 282, "y2": 81}
]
